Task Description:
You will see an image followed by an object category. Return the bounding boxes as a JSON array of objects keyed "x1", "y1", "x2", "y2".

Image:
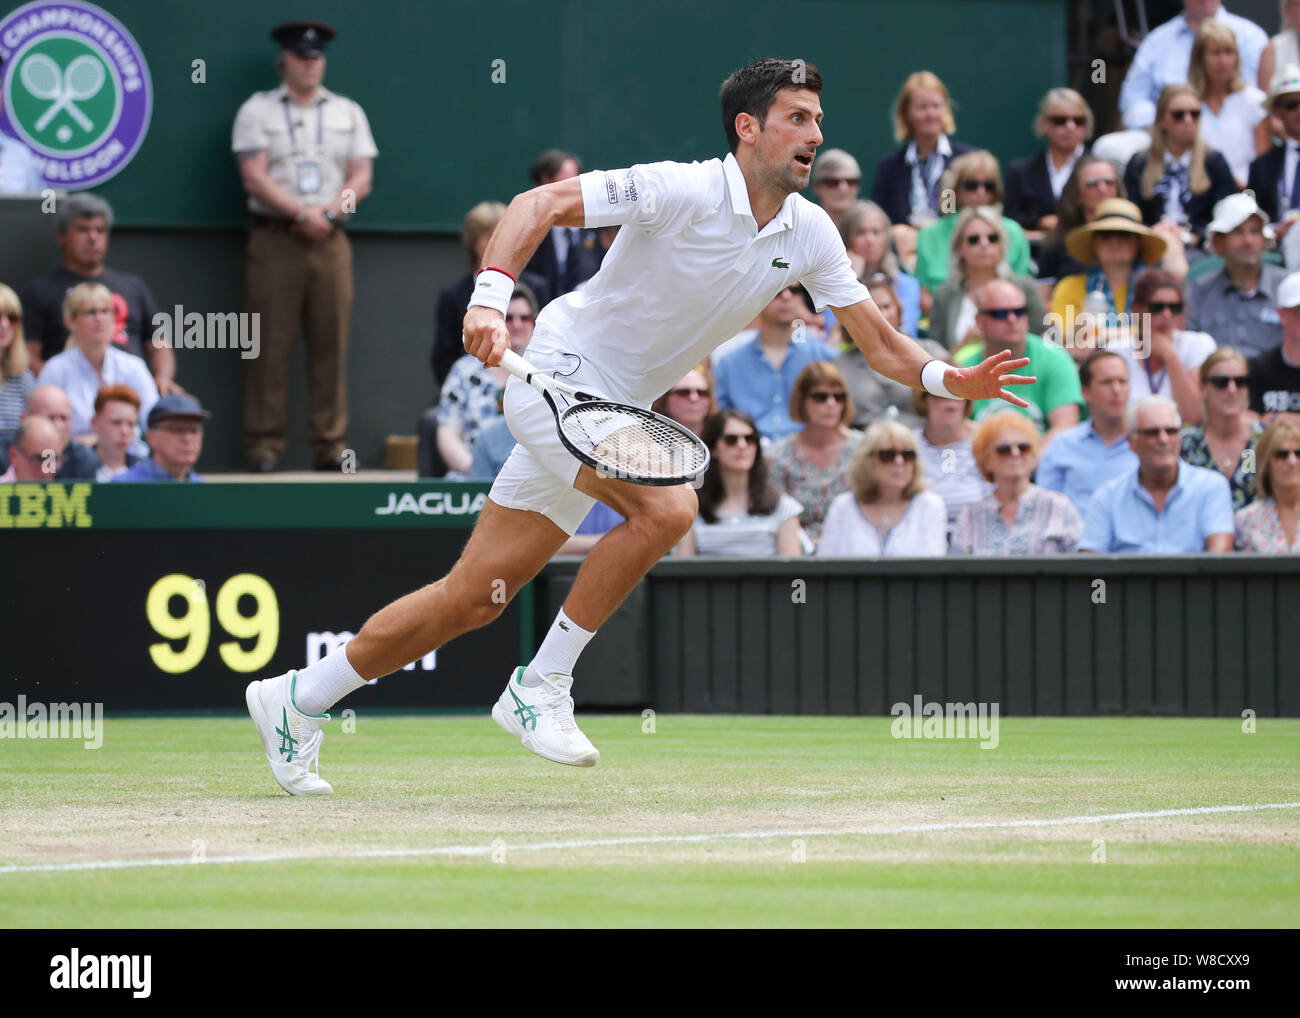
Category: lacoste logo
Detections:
[
  {"x1": 559, "y1": 621, "x2": 570, "y2": 632},
  {"x1": 772, "y1": 258, "x2": 789, "y2": 268}
]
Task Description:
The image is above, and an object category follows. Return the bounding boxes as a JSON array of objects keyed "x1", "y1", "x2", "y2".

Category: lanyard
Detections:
[
  {"x1": 1143, "y1": 353, "x2": 1168, "y2": 395},
  {"x1": 282, "y1": 97, "x2": 324, "y2": 151}
]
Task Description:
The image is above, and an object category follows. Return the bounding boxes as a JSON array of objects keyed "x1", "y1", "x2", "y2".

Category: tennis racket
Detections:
[{"x1": 496, "y1": 348, "x2": 710, "y2": 486}]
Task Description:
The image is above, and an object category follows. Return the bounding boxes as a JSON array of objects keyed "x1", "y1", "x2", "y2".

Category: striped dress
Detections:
[
  {"x1": 0, "y1": 370, "x2": 35, "y2": 451},
  {"x1": 691, "y1": 493, "x2": 804, "y2": 556}
]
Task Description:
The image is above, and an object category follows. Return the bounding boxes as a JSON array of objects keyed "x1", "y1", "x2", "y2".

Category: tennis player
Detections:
[{"x1": 247, "y1": 58, "x2": 1033, "y2": 795}]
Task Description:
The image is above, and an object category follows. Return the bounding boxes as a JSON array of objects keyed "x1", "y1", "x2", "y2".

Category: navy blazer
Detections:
[
  {"x1": 1004, "y1": 148, "x2": 1089, "y2": 230},
  {"x1": 870, "y1": 138, "x2": 975, "y2": 225},
  {"x1": 1123, "y1": 149, "x2": 1236, "y2": 241},
  {"x1": 523, "y1": 227, "x2": 606, "y2": 301},
  {"x1": 1246, "y1": 145, "x2": 1286, "y2": 223}
]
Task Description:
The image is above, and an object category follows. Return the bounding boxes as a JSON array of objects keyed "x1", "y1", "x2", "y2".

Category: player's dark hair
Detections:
[
  {"x1": 697, "y1": 409, "x2": 780, "y2": 523},
  {"x1": 720, "y1": 58, "x2": 823, "y2": 154},
  {"x1": 1078, "y1": 348, "x2": 1126, "y2": 388},
  {"x1": 530, "y1": 149, "x2": 581, "y2": 185}
]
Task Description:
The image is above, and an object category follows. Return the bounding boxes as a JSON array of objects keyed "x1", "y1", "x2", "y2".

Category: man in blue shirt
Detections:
[
  {"x1": 1036, "y1": 350, "x2": 1138, "y2": 515},
  {"x1": 1080, "y1": 395, "x2": 1234, "y2": 553},
  {"x1": 114, "y1": 394, "x2": 209, "y2": 483},
  {"x1": 714, "y1": 285, "x2": 834, "y2": 442}
]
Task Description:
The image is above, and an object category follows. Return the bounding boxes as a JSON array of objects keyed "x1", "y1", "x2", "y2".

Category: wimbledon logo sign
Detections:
[{"x1": 0, "y1": 0, "x2": 152, "y2": 188}]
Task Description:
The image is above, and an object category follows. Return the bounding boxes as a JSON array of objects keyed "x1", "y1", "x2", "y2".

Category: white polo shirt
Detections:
[{"x1": 529, "y1": 152, "x2": 870, "y2": 407}]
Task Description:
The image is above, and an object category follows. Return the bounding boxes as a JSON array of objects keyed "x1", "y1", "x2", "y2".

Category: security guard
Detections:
[{"x1": 232, "y1": 21, "x2": 377, "y2": 471}]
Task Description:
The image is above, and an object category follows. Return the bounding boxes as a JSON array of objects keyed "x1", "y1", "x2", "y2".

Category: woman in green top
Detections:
[{"x1": 913, "y1": 150, "x2": 1033, "y2": 297}]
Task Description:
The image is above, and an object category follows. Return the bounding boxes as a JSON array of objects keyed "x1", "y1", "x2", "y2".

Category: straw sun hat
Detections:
[{"x1": 1065, "y1": 198, "x2": 1167, "y2": 265}]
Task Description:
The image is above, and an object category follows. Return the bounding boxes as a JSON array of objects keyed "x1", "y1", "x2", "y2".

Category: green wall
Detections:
[{"x1": 81, "y1": 0, "x2": 1066, "y2": 231}]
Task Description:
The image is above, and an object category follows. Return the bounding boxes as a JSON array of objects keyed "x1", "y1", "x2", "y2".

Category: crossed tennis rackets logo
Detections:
[{"x1": 18, "y1": 52, "x2": 106, "y2": 135}]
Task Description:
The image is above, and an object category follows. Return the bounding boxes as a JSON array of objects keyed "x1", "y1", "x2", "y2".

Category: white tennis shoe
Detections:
[
  {"x1": 246, "y1": 671, "x2": 334, "y2": 796},
  {"x1": 492, "y1": 667, "x2": 600, "y2": 767}
]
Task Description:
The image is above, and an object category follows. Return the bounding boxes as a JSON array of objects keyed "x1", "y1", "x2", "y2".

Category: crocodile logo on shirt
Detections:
[{"x1": 772, "y1": 258, "x2": 789, "y2": 268}]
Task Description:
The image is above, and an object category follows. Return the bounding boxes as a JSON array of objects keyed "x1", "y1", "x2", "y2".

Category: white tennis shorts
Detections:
[{"x1": 488, "y1": 345, "x2": 610, "y2": 535}]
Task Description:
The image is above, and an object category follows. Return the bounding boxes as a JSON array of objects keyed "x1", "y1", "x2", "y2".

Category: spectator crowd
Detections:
[{"x1": 2, "y1": 3, "x2": 1299, "y2": 555}]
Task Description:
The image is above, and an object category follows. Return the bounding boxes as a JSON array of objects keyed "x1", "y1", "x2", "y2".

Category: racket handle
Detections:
[{"x1": 496, "y1": 348, "x2": 535, "y2": 383}]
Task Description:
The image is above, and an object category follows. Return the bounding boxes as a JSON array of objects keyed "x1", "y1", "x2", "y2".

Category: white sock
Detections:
[
  {"x1": 293, "y1": 643, "x2": 367, "y2": 715},
  {"x1": 522, "y1": 608, "x2": 595, "y2": 685}
]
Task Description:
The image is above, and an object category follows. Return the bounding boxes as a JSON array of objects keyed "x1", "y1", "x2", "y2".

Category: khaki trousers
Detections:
[{"x1": 243, "y1": 224, "x2": 353, "y2": 464}]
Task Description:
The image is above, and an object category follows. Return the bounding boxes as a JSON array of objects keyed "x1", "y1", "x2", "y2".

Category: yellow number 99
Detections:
[
  {"x1": 216, "y1": 573, "x2": 280, "y2": 673},
  {"x1": 146, "y1": 574, "x2": 210, "y2": 673}
]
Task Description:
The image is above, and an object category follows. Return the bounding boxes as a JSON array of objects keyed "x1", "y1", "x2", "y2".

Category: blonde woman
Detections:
[
  {"x1": 1124, "y1": 84, "x2": 1236, "y2": 242},
  {"x1": 1234, "y1": 417, "x2": 1300, "y2": 551},
  {"x1": 1257, "y1": 0, "x2": 1300, "y2": 93},
  {"x1": 35, "y1": 282, "x2": 157, "y2": 448},
  {"x1": 913, "y1": 150, "x2": 1033, "y2": 294},
  {"x1": 870, "y1": 71, "x2": 974, "y2": 259},
  {"x1": 1190, "y1": 20, "x2": 1269, "y2": 187},
  {"x1": 930, "y1": 208, "x2": 1046, "y2": 349},
  {"x1": 952, "y1": 411, "x2": 1084, "y2": 555},
  {"x1": 1005, "y1": 88, "x2": 1095, "y2": 234},
  {"x1": 0, "y1": 284, "x2": 35, "y2": 452},
  {"x1": 816, "y1": 419, "x2": 947, "y2": 557}
]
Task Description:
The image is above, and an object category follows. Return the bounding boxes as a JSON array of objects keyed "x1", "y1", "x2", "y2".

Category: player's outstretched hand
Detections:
[
  {"x1": 463, "y1": 307, "x2": 510, "y2": 367},
  {"x1": 942, "y1": 348, "x2": 1036, "y2": 409}
]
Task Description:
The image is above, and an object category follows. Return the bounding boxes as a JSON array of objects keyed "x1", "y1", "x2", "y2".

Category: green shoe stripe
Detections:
[{"x1": 289, "y1": 671, "x2": 330, "y2": 721}]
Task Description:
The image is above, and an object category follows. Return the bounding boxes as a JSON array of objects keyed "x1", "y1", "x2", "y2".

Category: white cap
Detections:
[
  {"x1": 1266, "y1": 64, "x2": 1300, "y2": 107},
  {"x1": 1208, "y1": 192, "x2": 1271, "y2": 236},
  {"x1": 1278, "y1": 272, "x2": 1300, "y2": 309}
]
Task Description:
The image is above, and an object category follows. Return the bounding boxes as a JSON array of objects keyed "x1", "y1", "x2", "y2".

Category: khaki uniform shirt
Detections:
[{"x1": 231, "y1": 84, "x2": 378, "y2": 214}]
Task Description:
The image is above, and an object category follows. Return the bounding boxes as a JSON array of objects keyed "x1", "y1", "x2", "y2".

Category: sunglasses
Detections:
[
  {"x1": 807, "y1": 390, "x2": 847, "y2": 404},
  {"x1": 819, "y1": 177, "x2": 860, "y2": 188},
  {"x1": 981, "y1": 305, "x2": 1028, "y2": 321},
  {"x1": 1048, "y1": 114, "x2": 1088, "y2": 127},
  {"x1": 1145, "y1": 300, "x2": 1185, "y2": 315},
  {"x1": 720, "y1": 432, "x2": 756, "y2": 447},
  {"x1": 995, "y1": 442, "x2": 1033, "y2": 456},
  {"x1": 961, "y1": 179, "x2": 998, "y2": 193},
  {"x1": 1272, "y1": 448, "x2": 1300, "y2": 461},
  {"x1": 1206, "y1": 374, "x2": 1249, "y2": 390},
  {"x1": 875, "y1": 448, "x2": 917, "y2": 463},
  {"x1": 1169, "y1": 108, "x2": 1201, "y2": 121},
  {"x1": 1279, "y1": 98, "x2": 1300, "y2": 112},
  {"x1": 965, "y1": 232, "x2": 1000, "y2": 246},
  {"x1": 1082, "y1": 176, "x2": 1119, "y2": 189},
  {"x1": 668, "y1": 387, "x2": 710, "y2": 399},
  {"x1": 1137, "y1": 426, "x2": 1181, "y2": 439}
]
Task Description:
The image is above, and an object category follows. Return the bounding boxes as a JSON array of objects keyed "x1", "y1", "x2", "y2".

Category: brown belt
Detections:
[{"x1": 250, "y1": 214, "x2": 294, "y2": 230}]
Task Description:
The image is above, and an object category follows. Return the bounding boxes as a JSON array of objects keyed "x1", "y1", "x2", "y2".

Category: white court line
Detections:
[{"x1": 1, "y1": 801, "x2": 1297, "y2": 875}]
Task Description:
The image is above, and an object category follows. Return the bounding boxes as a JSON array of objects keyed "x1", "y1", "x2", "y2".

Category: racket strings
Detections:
[{"x1": 561, "y1": 403, "x2": 707, "y2": 481}]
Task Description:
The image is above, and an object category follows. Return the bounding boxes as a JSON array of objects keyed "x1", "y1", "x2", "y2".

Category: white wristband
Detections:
[
  {"x1": 467, "y1": 268, "x2": 514, "y2": 317},
  {"x1": 921, "y1": 359, "x2": 958, "y2": 400}
]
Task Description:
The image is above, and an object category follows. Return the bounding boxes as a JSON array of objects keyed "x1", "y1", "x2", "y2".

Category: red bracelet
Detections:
[{"x1": 479, "y1": 265, "x2": 517, "y2": 283}]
